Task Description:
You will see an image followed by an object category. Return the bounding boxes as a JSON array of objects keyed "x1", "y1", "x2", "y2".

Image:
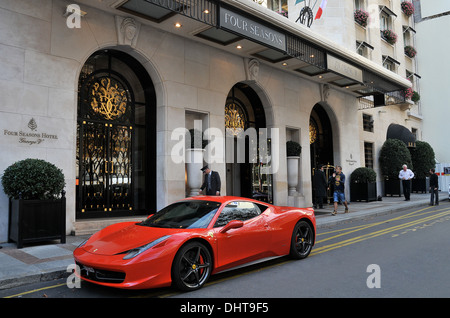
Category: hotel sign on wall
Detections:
[
  {"x1": 220, "y1": 8, "x2": 286, "y2": 51},
  {"x1": 3, "y1": 118, "x2": 58, "y2": 146}
]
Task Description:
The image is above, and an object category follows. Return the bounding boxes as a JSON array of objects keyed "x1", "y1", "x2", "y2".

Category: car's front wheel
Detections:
[
  {"x1": 289, "y1": 220, "x2": 314, "y2": 259},
  {"x1": 171, "y1": 241, "x2": 212, "y2": 291}
]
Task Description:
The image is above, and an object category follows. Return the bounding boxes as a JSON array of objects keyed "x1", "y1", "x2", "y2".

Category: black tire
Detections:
[
  {"x1": 289, "y1": 220, "x2": 314, "y2": 259},
  {"x1": 171, "y1": 241, "x2": 212, "y2": 291}
]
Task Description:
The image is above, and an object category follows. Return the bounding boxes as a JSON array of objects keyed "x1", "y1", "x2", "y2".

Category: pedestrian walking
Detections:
[
  {"x1": 429, "y1": 168, "x2": 439, "y2": 206},
  {"x1": 200, "y1": 165, "x2": 221, "y2": 196},
  {"x1": 329, "y1": 165, "x2": 349, "y2": 215},
  {"x1": 313, "y1": 165, "x2": 327, "y2": 209},
  {"x1": 398, "y1": 164, "x2": 414, "y2": 201}
]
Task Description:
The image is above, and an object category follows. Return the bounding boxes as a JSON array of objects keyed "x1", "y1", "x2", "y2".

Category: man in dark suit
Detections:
[
  {"x1": 429, "y1": 168, "x2": 439, "y2": 206},
  {"x1": 200, "y1": 165, "x2": 221, "y2": 196},
  {"x1": 313, "y1": 165, "x2": 327, "y2": 209}
]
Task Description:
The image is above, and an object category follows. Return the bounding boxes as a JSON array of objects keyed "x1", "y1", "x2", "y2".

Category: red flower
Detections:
[{"x1": 401, "y1": 1, "x2": 415, "y2": 17}]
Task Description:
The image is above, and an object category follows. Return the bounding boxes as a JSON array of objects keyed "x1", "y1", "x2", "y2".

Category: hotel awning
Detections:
[
  {"x1": 112, "y1": 0, "x2": 411, "y2": 97},
  {"x1": 387, "y1": 124, "x2": 416, "y2": 148}
]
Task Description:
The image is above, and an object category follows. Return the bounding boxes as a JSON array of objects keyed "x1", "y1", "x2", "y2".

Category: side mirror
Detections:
[{"x1": 219, "y1": 220, "x2": 244, "y2": 233}]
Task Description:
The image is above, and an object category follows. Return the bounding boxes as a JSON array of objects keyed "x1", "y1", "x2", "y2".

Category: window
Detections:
[
  {"x1": 268, "y1": 0, "x2": 288, "y2": 16},
  {"x1": 363, "y1": 114, "x2": 373, "y2": 132},
  {"x1": 364, "y1": 142, "x2": 374, "y2": 169},
  {"x1": 356, "y1": 41, "x2": 366, "y2": 57},
  {"x1": 354, "y1": 0, "x2": 365, "y2": 11},
  {"x1": 380, "y1": 11, "x2": 391, "y2": 31},
  {"x1": 411, "y1": 128, "x2": 418, "y2": 140},
  {"x1": 356, "y1": 41, "x2": 373, "y2": 58},
  {"x1": 383, "y1": 59, "x2": 395, "y2": 71},
  {"x1": 382, "y1": 55, "x2": 399, "y2": 72},
  {"x1": 214, "y1": 201, "x2": 266, "y2": 227}
]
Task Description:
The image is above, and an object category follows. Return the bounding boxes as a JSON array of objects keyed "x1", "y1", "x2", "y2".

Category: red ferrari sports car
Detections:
[{"x1": 73, "y1": 196, "x2": 315, "y2": 291}]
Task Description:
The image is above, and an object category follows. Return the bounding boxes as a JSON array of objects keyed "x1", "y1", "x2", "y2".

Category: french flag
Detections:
[{"x1": 315, "y1": 0, "x2": 327, "y2": 20}]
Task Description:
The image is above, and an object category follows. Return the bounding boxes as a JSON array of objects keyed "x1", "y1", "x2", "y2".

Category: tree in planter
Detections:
[
  {"x1": 379, "y1": 139, "x2": 413, "y2": 196},
  {"x1": 286, "y1": 141, "x2": 301, "y2": 195},
  {"x1": 2, "y1": 158, "x2": 65, "y2": 200},
  {"x1": 1, "y1": 158, "x2": 66, "y2": 248},
  {"x1": 410, "y1": 140, "x2": 435, "y2": 193},
  {"x1": 350, "y1": 167, "x2": 377, "y2": 202}
]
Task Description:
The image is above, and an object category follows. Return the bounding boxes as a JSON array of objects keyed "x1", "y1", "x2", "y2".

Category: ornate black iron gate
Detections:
[
  {"x1": 77, "y1": 121, "x2": 133, "y2": 216},
  {"x1": 76, "y1": 50, "x2": 148, "y2": 219}
]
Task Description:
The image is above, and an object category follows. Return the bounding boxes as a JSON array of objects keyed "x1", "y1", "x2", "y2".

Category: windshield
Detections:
[{"x1": 140, "y1": 200, "x2": 221, "y2": 229}]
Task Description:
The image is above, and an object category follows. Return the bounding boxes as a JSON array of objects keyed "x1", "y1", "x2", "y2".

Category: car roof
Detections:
[{"x1": 180, "y1": 196, "x2": 272, "y2": 206}]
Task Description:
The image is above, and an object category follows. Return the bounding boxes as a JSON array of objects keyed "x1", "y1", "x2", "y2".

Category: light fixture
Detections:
[
  {"x1": 310, "y1": 54, "x2": 315, "y2": 58},
  {"x1": 174, "y1": 22, "x2": 182, "y2": 28},
  {"x1": 236, "y1": 45, "x2": 242, "y2": 49},
  {"x1": 318, "y1": 75, "x2": 323, "y2": 79},
  {"x1": 203, "y1": 9, "x2": 210, "y2": 14},
  {"x1": 282, "y1": 62, "x2": 288, "y2": 66}
]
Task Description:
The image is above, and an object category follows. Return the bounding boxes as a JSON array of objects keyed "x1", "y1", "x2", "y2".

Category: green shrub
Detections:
[
  {"x1": 350, "y1": 167, "x2": 377, "y2": 183},
  {"x1": 379, "y1": 139, "x2": 413, "y2": 179},
  {"x1": 1, "y1": 158, "x2": 65, "y2": 200},
  {"x1": 286, "y1": 141, "x2": 301, "y2": 157},
  {"x1": 410, "y1": 140, "x2": 435, "y2": 179}
]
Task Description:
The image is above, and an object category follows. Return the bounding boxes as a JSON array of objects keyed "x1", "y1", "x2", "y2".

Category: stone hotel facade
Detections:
[{"x1": 0, "y1": 0, "x2": 421, "y2": 241}]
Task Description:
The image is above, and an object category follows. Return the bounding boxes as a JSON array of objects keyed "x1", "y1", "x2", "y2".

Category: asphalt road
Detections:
[{"x1": 2, "y1": 202, "x2": 450, "y2": 299}]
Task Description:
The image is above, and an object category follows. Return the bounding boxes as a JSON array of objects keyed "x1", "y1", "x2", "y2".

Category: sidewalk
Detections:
[{"x1": 0, "y1": 192, "x2": 447, "y2": 290}]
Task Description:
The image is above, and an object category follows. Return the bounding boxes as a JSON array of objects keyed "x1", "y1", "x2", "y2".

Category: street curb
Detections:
[
  {"x1": 0, "y1": 269, "x2": 68, "y2": 290},
  {"x1": 316, "y1": 199, "x2": 442, "y2": 229}
]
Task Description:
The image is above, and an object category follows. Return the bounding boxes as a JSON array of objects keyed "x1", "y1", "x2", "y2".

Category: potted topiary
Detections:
[
  {"x1": 185, "y1": 129, "x2": 207, "y2": 196},
  {"x1": 410, "y1": 140, "x2": 435, "y2": 193},
  {"x1": 1, "y1": 158, "x2": 66, "y2": 248},
  {"x1": 379, "y1": 139, "x2": 413, "y2": 196},
  {"x1": 286, "y1": 141, "x2": 301, "y2": 195},
  {"x1": 350, "y1": 167, "x2": 377, "y2": 202}
]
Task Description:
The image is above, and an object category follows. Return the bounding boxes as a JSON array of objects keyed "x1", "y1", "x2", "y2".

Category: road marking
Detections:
[
  {"x1": 312, "y1": 209, "x2": 450, "y2": 255},
  {"x1": 3, "y1": 282, "x2": 67, "y2": 299}
]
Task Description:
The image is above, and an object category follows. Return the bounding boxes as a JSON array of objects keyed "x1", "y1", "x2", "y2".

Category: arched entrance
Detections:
[
  {"x1": 225, "y1": 83, "x2": 272, "y2": 203},
  {"x1": 310, "y1": 103, "x2": 334, "y2": 204},
  {"x1": 76, "y1": 49, "x2": 156, "y2": 219}
]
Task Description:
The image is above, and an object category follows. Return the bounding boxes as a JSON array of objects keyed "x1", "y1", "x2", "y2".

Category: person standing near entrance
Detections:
[
  {"x1": 313, "y1": 165, "x2": 327, "y2": 209},
  {"x1": 429, "y1": 168, "x2": 439, "y2": 206},
  {"x1": 329, "y1": 165, "x2": 349, "y2": 215},
  {"x1": 200, "y1": 165, "x2": 221, "y2": 196},
  {"x1": 398, "y1": 164, "x2": 414, "y2": 201}
]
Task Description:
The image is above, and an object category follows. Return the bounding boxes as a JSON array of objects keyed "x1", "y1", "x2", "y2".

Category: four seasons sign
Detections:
[{"x1": 3, "y1": 118, "x2": 59, "y2": 146}]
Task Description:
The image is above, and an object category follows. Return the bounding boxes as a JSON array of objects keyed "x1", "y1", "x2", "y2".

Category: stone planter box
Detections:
[
  {"x1": 9, "y1": 195, "x2": 66, "y2": 248},
  {"x1": 350, "y1": 182, "x2": 377, "y2": 202}
]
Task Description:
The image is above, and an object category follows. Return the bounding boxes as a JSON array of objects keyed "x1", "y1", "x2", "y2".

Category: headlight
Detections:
[{"x1": 123, "y1": 235, "x2": 171, "y2": 260}]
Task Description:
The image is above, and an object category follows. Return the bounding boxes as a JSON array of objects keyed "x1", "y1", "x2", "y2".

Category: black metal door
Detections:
[{"x1": 77, "y1": 121, "x2": 133, "y2": 217}]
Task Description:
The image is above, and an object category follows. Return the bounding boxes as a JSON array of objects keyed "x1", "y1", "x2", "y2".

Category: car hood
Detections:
[{"x1": 82, "y1": 222, "x2": 180, "y2": 256}]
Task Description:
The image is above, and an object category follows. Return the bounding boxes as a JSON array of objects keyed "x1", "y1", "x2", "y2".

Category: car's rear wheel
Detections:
[
  {"x1": 171, "y1": 241, "x2": 212, "y2": 291},
  {"x1": 289, "y1": 220, "x2": 314, "y2": 259}
]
